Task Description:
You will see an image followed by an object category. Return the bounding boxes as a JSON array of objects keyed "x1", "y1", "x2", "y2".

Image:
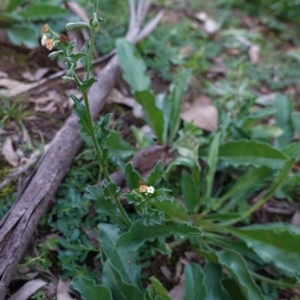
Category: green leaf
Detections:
[
  {"x1": 149, "y1": 277, "x2": 171, "y2": 300},
  {"x1": 115, "y1": 220, "x2": 171, "y2": 251},
  {"x1": 206, "y1": 133, "x2": 220, "y2": 197},
  {"x1": 203, "y1": 262, "x2": 230, "y2": 300},
  {"x1": 88, "y1": 186, "x2": 127, "y2": 226},
  {"x1": 274, "y1": 93, "x2": 293, "y2": 147},
  {"x1": 72, "y1": 276, "x2": 112, "y2": 300},
  {"x1": 102, "y1": 260, "x2": 144, "y2": 300},
  {"x1": 135, "y1": 90, "x2": 164, "y2": 142},
  {"x1": 181, "y1": 170, "x2": 198, "y2": 213},
  {"x1": 99, "y1": 224, "x2": 142, "y2": 288},
  {"x1": 168, "y1": 221, "x2": 203, "y2": 237},
  {"x1": 167, "y1": 69, "x2": 192, "y2": 144},
  {"x1": 200, "y1": 250, "x2": 265, "y2": 300},
  {"x1": 106, "y1": 131, "x2": 135, "y2": 161},
  {"x1": 219, "y1": 139, "x2": 288, "y2": 169},
  {"x1": 116, "y1": 38, "x2": 150, "y2": 92},
  {"x1": 292, "y1": 112, "x2": 300, "y2": 136},
  {"x1": 281, "y1": 141, "x2": 300, "y2": 160},
  {"x1": 150, "y1": 197, "x2": 188, "y2": 221},
  {"x1": 217, "y1": 166, "x2": 273, "y2": 212},
  {"x1": 19, "y1": 5, "x2": 67, "y2": 20},
  {"x1": 80, "y1": 39, "x2": 90, "y2": 72},
  {"x1": 70, "y1": 94, "x2": 93, "y2": 143},
  {"x1": 6, "y1": 0, "x2": 24, "y2": 12},
  {"x1": 183, "y1": 263, "x2": 207, "y2": 300},
  {"x1": 123, "y1": 163, "x2": 141, "y2": 191},
  {"x1": 145, "y1": 161, "x2": 164, "y2": 187},
  {"x1": 7, "y1": 24, "x2": 39, "y2": 48},
  {"x1": 228, "y1": 223, "x2": 300, "y2": 276},
  {"x1": 81, "y1": 77, "x2": 98, "y2": 92},
  {"x1": 222, "y1": 278, "x2": 247, "y2": 300}
]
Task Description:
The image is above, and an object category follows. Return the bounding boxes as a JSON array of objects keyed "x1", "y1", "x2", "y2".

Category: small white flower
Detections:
[
  {"x1": 146, "y1": 186, "x2": 155, "y2": 194},
  {"x1": 41, "y1": 34, "x2": 47, "y2": 46}
]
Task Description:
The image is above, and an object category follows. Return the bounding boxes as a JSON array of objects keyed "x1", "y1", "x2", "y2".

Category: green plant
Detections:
[
  {"x1": 41, "y1": 0, "x2": 300, "y2": 299},
  {"x1": 0, "y1": 0, "x2": 72, "y2": 48}
]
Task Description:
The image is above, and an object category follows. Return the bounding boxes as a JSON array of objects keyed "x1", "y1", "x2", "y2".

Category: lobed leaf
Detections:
[
  {"x1": 115, "y1": 220, "x2": 171, "y2": 251},
  {"x1": 145, "y1": 160, "x2": 164, "y2": 187},
  {"x1": 72, "y1": 276, "x2": 112, "y2": 300}
]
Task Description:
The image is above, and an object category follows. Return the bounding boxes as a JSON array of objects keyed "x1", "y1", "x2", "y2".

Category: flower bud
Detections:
[
  {"x1": 65, "y1": 22, "x2": 91, "y2": 31},
  {"x1": 48, "y1": 50, "x2": 63, "y2": 60}
]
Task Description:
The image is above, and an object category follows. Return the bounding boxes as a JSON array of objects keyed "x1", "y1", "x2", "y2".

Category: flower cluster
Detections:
[{"x1": 139, "y1": 183, "x2": 155, "y2": 196}]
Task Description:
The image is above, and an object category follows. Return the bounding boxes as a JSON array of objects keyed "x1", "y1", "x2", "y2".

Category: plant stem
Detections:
[
  {"x1": 250, "y1": 271, "x2": 299, "y2": 289},
  {"x1": 78, "y1": 0, "x2": 131, "y2": 226}
]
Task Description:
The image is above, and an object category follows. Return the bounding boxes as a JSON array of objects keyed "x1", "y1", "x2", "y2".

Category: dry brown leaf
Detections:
[
  {"x1": 195, "y1": 12, "x2": 219, "y2": 34},
  {"x1": 107, "y1": 88, "x2": 143, "y2": 118},
  {"x1": 57, "y1": 277, "x2": 74, "y2": 300},
  {"x1": 178, "y1": 45, "x2": 195, "y2": 60},
  {"x1": 7, "y1": 279, "x2": 47, "y2": 300},
  {"x1": 181, "y1": 96, "x2": 218, "y2": 131},
  {"x1": 249, "y1": 44, "x2": 260, "y2": 64},
  {"x1": 2, "y1": 137, "x2": 19, "y2": 167},
  {"x1": 168, "y1": 278, "x2": 184, "y2": 300},
  {"x1": 291, "y1": 211, "x2": 300, "y2": 227},
  {"x1": 0, "y1": 78, "x2": 36, "y2": 98}
]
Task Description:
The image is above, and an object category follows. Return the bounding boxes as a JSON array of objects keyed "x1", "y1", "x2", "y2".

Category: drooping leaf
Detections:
[
  {"x1": 135, "y1": 90, "x2": 164, "y2": 142},
  {"x1": 72, "y1": 276, "x2": 112, "y2": 300},
  {"x1": 181, "y1": 170, "x2": 198, "y2": 213},
  {"x1": 228, "y1": 223, "x2": 300, "y2": 276},
  {"x1": 116, "y1": 38, "x2": 150, "y2": 92},
  {"x1": 218, "y1": 140, "x2": 288, "y2": 169},
  {"x1": 274, "y1": 93, "x2": 293, "y2": 147},
  {"x1": 199, "y1": 250, "x2": 265, "y2": 300},
  {"x1": 19, "y1": 4, "x2": 67, "y2": 20},
  {"x1": 145, "y1": 160, "x2": 164, "y2": 187},
  {"x1": 102, "y1": 260, "x2": 143, "y2": 300},
  {"x1": 167, "y1": 69, "x2": 192, "y2": 144},
  {"x1": 115, "y1": 220, "x2": 171, "y2": 251},
  {"x1": 98, "y1": 224, "x2": 142, "y2": 288},
  {"x1": 149, "y1": 197, "x2": 188, "y2": 221},
  {"x1": 206, "y1": 133, "x2": 220, "y2": 197},
  {"x1": 183, "y1": 263, "x2": 207, "y2": 300}
]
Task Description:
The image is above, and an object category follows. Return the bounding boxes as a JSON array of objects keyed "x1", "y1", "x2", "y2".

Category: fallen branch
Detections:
[{"x1": 0, "y1": 2, "x2": 163, "y2": 298}]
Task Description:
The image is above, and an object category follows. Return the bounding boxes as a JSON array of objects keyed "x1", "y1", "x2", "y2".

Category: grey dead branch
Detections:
[{"x1": 0, "y1": 1, "x2": 163, "y2": 298}]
